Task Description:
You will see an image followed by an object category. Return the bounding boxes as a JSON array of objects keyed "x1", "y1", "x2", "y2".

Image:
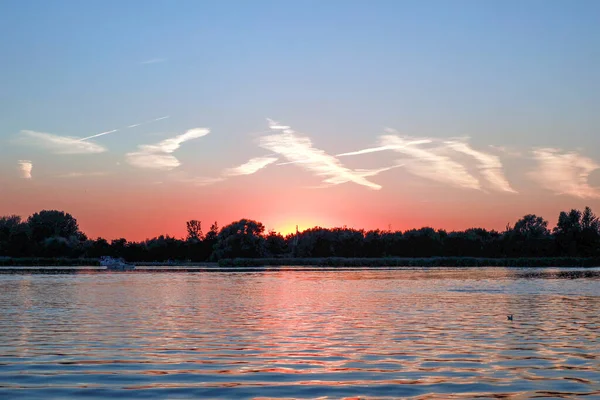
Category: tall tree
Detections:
[
  {"x1": 0, "y1": 215, "x2": 30, "y2": 256},
  {"x1": 213, "y1": 219, "x2": 265, "y2": 259},
  {"x1": 265, "y1": 230, "x2": 288, "y2": 257},
  {"x1": 513, "y1": 214, "x2": 550, "y2": 238},
  {"x1": 205, "y1": 222, "x2": 219, "y2": 241},
  {"x1": 0, "y1": 215, "x2": 22, "y2": 240},
  {"x1": 27, "y1": 210, "x2": 81, "y2": 242},
  {"x1": 581, "y1": 207, "x2": 600, "y2": 232},
  {"x1": 186, "y1": 220, "x2": 203, "y2": 241}
]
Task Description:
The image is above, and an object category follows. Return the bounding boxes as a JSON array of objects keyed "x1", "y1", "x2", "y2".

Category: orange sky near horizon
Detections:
[
  {"x1": 2, "y1": 170, "x2": 597, "y2": 241},
  {"x1": 2, "y1": 1, "x2": 600, "y2": 243}
]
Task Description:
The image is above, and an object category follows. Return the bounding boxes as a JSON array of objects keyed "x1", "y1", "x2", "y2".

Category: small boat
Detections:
[{"x1": 99, "y1": 256, "x2": 135, "y2": 271}]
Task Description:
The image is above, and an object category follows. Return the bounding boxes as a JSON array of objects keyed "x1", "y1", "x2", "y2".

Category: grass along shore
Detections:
[
  {"x1": 217, "y1": 257, "x2": 600, "y2": 268},
  {"x1": 1, "y1": 256, "x2": 600, "y2": 268}
]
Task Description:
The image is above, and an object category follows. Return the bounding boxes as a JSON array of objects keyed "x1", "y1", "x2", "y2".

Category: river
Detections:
[{"x1": 1, "y1": 267, "x2": 599, "y2": 398}]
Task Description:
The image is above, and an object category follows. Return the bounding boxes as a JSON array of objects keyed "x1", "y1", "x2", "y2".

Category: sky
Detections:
[{"x1": 1, "y1": 0, "x2": 599, "y2": 240}]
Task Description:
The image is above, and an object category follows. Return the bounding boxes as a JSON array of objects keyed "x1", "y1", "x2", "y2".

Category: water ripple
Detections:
[{"x1": 0, "y1": 268, "x2": 599, "y2": 398}]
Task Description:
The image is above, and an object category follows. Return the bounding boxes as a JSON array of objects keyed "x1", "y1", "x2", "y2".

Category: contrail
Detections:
[
  {"x1": 78, "y1": 116, "x2": 170, "y2": 142},
  {"x1": 79, "y1": 130, "x2": 119, "y2": 141}
]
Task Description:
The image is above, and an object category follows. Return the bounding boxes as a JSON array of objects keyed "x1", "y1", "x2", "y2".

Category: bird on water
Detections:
[{"x1": 507, "y1": 314, "x2": 513, "y2": 321}]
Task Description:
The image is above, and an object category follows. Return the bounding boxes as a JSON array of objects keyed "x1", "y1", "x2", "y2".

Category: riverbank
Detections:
[
  {"x1": 217, "y1": 256, "x2": 600, "y2": 267},
  {"x1": 0, "y1": 257, "x2": 220, "y2": 267},
  {"x1": 2, "y1": 256, "x2": 600, "y2": 268}
]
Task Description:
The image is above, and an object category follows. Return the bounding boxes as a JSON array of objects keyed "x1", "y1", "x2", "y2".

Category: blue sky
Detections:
[{"x1": 1, "y1": 0, "x2": 599, "y2": 239}]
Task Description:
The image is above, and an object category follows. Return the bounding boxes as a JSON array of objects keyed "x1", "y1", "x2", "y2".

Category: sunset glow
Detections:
[{"x1": 1, "y1": 1, "x2": 599, "y2": 241}]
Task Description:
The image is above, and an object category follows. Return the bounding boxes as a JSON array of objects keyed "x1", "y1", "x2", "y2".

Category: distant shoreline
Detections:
[
  {"x1": 1, "y1": 256, "x2": 600, "y2": 269},
  {"x1": 217, "y1": 257, "x2": 600, "y2": 268}
]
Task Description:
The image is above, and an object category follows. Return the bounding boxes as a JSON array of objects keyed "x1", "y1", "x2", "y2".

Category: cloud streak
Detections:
[
  {"x1": 258, "y1": 119, "x2": 392, "y2": 190},
  {"x1": 19, "y1": 130, "x2": 107, "y2": 154},
  {"x1": 58, "y1": 172, "x2": 109, "y2": 178},
  {"x1": 381, "y1": 134, "x2": 482, "y2": 190},
  {"x1": 445, "y1": 139, "x2": 517, "y2": 193},
  {"x1": 530, "y1": 148, "x2": 600, "y2": 199},
  {"x1": 18, "y1": 160, "x2": 32, "y2": 179},
  {"x1": 171, "y1": 172, "x2": 226, "y2": 186},
  {"x1": 339, "y1": 132, "x2": 481, "y2": 190},
  {"x1": 223, "y1": 156, "x2": 279, "y2": 176},
  {"x1": 79, "y1": 116, "x2": 170, "y2": 141},
  {"x1": 126, "y1": 128, "x2": 209, "y2": 170},
  {"x1": 338, "y1": 131, "x2": 515, "y2": 192},
  {"x1": 18, "y1": 116, "x2": 170, "y2": 154}
]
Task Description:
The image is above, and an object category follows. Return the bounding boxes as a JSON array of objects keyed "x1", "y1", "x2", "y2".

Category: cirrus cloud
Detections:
[
  {"x1": 338, "y1": 131, "x2": 515, "y2": 193},
  {"x1": 530, "y1": 148, "x2": 600, "y2": 199},
  {"x1": 19, "y1": 130, "x2": 107, "y2": 154},
  {"x1": 126, "y1": 128, "x2": 209, "y2": 170},
  {"x1": 223, "y1": 156, "x2": 279, "y2": 177},
  {"x1": 444, "y1": 139, "x2": 517, "y2": 193},
  {"x1": 338, "y1": 132, "x2": 481, "y2": 191},
  {"x1": 258, "y1": 119, "x2": 393, "y2": 190}
]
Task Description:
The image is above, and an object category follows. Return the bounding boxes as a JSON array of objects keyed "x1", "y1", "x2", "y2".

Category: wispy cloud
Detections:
[
  {"x1": 19, "y1": 130, "x2": 107, "y2": 154},
  {"x1": 79, "y1": 116, "x2": 170, "y2": 141},
  {"x1": 223, "y1": 156, "x2": 279, "y2": 177},
  {"x1": 78, "y1": 129, "x2": 119, "y2": 141},
  {"x1": 172, "y1": 173, "x2": 226, "y2": 186},
  {"x1": 338, "y1": 131, "x2": 516, "y2": 192},
  {"x1": 381, "y1": 134, "x2": 482, "y2": 190},
  {"x1": 58, "y1": 172, "x2": 109, "y2": 178},
  {"x1": 18, "y1": 116, "x2": 170, "y2": 154},
  {"x1": 336, "y1": 139, "x2": 432, "y2": 157},
  {"x1": 319, "y1": 165, "x2": 402, "y2": 188},
  {"x1": 18, "y1": 160, "x2": 32, "y2": 179},
  {"x1": 259, "y1": 119, "x2": 391, "y2": 190},
  {"x1": 488, "y1": 145, "x2": 523, "y2": 158},
  {"x1": 126, "y1": 128, "x2": 209, "y2": 170},
  {"x1": 339, "y1": 132, "x2": 481, "y2": 190},
  {"x1": 178, "y1": 155, "x2": 278, "y2": 187},
  {"x1": 445, "y1": 139, "x2": 516, "y2": 193},
  {"x1": 140, "y1": 58, "x2": 166, "y2": 65},
  {"x1": 530, "y1": 148, "x2": 600, "y2": 199}
]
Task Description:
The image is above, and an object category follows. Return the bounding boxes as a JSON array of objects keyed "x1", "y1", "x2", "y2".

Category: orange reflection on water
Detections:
[{"x1": 0, "y1": 268, "x2": 599, "y2": 398}]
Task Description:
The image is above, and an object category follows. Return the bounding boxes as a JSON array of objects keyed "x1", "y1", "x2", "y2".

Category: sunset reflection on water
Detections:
[{"x1": 0, "y1": 268, "x2": 599, "y2": 398}]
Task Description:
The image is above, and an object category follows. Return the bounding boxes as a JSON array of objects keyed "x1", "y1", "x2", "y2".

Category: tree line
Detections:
[{"x1": 0, "y1": 207, "x2": 599, "y2": 261}]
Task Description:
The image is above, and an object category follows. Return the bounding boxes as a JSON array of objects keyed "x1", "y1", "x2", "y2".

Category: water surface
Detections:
[{"x1": 1, "y1": 267, "x2": 599, "y2": 399}]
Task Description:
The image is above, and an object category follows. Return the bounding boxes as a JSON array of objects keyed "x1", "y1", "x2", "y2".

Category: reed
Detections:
[
  {"x1": 0, "y1": 257, "x2": 100, "y2": 266},
  {"x1": 217, "y1": 257, "x2": 600, "y2": 268}
]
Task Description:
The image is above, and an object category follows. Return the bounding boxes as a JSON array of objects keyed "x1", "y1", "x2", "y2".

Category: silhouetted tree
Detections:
[
  {"x1": 579, "y1": 207, "x2": 600, "y2": 256},
  {"x1": 0, "y1": 216, "x2": 31, "y2": 257},
  {"x1": 554, "y1": 209, "x2": 583, "y2": 256},
  {"x1": 513, "y1": 214, "x2": 550, "y2": 238},
  {"x1": 213, "y1": 219, "x2": 265, "y2": 259},
  {"x1": 40, "y1": 236, "x2": 72, "y2": 258},
  {"x1": 3, "y1": 207, "x2": 600, "y2": 261},
  {"x1": 265, "y1": 230, "x2": 288, "y2": 257},
  {"x1": 364, "y1": 230, "x2": 385, "y2": 257},
  {"x1": 553, "y1": 207, "x2": 600, "y2": 256},
  {"x1": 184, "y1": 220, "x2": 204, "y2": 261},
  {"x1": 501, "y1": 214, "x2": 554, "y2": 256},
  {"x1": 186, "y1": 220, "x2": 203, "y2": 241},
  {"x1": 0, "y1": 215, "x2": 22, "y2": 240},
  {"x1": 86, "y1": 238, "x2": 110, "y2": 258},
  {"x1": 110, "y1": 238, "x2": 128, "y2": 258},
  {"x1": 205, "y1": 222, "x2": 219, "y2": 241},
  {"x1": 581, "y1": 207, "x2": 600, "y2": 231},
  {"x1": 401, "y1": 227, "x2": 442, "y2": 257},
  {"x1": 27, "y1": 210, "x2": 81, "y2": 242},
  {"x1": 444, "y1": 230, "x2": 484, "y2": 257}
]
